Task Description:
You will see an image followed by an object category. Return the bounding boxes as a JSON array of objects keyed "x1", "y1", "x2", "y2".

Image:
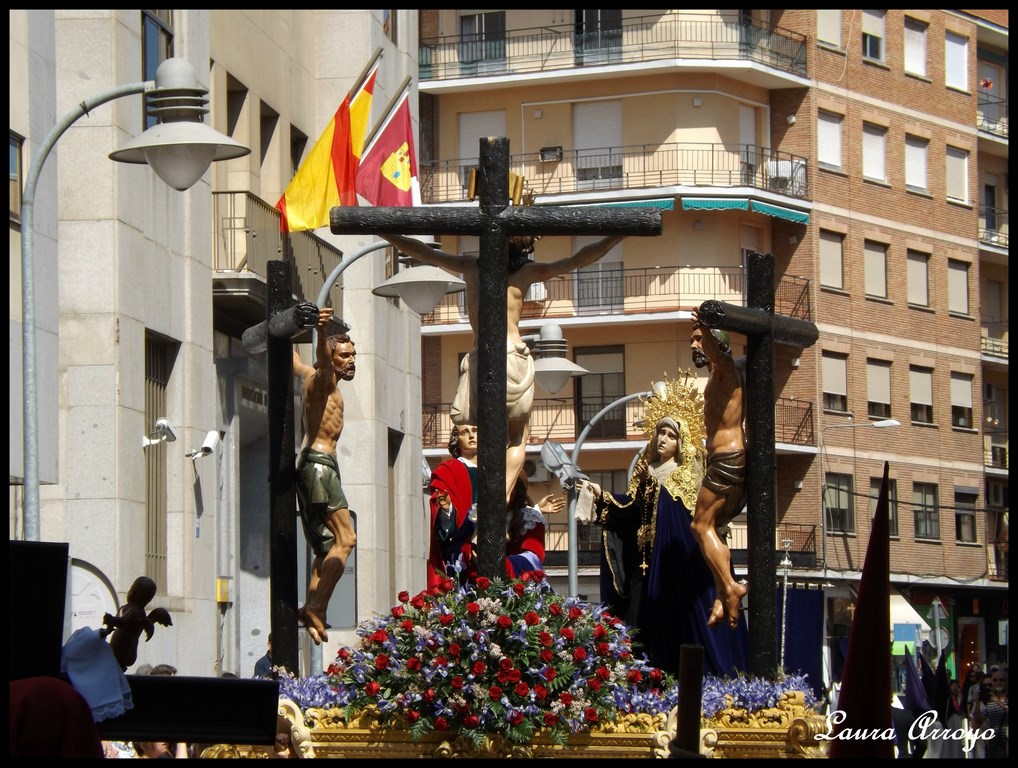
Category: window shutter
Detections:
[
  {"x1": 910, "y1": 368, "x2": 933, "y2": 406},
  {"x1": 905, "y1": 136, "x2": 927, "y2": 189},
  {"x1": 904, "y1": 19, "x2": 926, "y2": 76},
  {"x1": 945, "y1": 32, "x2": 968, "y2": 90},
  {"x1": 947, "y1": 260, "x2": 969, "y2": 314},
  {"x1": 864, "y1": 241, "x2": 887, "y2": 298},
  {"x1": 867, "y1": 360, "x2": 891, "y2": 405},
  {"x1": 945, "y1": 146, "x2": 968, "y2": 202},
  {"x1": 817, "y1": 10, "x2": 841, "y2": 47},
  {"x1": 862, "y1": 124, "x2": 886, "y2": 181},
  {"x1": 823, "y1": 354, "x2": 847, "y2": 397},
  {"x1": 819, "y1": 230, "x2": 843, "y2": 289},
  {"x1": 950, "y1": 373, "x2": 972, "y2": 409},
  {"x1": 907, "y1": 251, "x2": 929, "y2": 305},
  {"x1": 818, "y1": 112, "x2": 842, "y2": 167}
]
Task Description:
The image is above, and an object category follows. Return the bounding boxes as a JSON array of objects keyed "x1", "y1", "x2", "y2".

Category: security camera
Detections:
[
  {"x1": 156, "y1": 417, "x2": 177, "y2": 442},
  {"x1": 187, "y1": 430, "x2": 221, "y2": 459}
]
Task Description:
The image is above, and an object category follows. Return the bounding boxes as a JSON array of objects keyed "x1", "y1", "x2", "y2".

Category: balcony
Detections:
[
  {"x1": 420, "y1": 13, "x2": 807, "y2": 83},
  {"x1": 211, "y1": 191, "x2": 344, "y2": 336},
  {"x1": 728, "y1": 522, "x2": 819, "y2": 567},
  {"x1": 423, "y1": 395, "x2": 814, "y2": 451},
  {"x1": 422, "y1": 267, "x2": 811, "y2": 327},
  {"x1": 981, "y1": 317, "x2": 1008, "y2": 360},
  {"x1": 977, "y1": 92, "x2": 1008, "y2": 139},
  {"x1": 420, "y1": 143, "x2": 810, "y2": 204},
  {"x1": 979, "y1": 205, "x2": 1009, "y2": 250}
]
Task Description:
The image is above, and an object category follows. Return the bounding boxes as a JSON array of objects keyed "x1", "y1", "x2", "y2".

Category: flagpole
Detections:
[
  {"x1": 348, "y1": 47, "x2": 385, "y2": 102},
  {"x1": 361, "y1": 75, "x2": 412, "y2": 152}
]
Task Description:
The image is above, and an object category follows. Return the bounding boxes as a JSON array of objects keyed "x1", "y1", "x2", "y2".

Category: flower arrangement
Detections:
[
  {"x1": 701, "y1": 672, "x2": 818, "y2": 720},
  {"x1": 280, "y1": 572, "x2": 678, "y2": 746}
]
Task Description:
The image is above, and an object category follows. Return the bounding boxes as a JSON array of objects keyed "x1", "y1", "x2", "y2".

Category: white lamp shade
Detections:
[
  {"x1": 372, "y1": 266, "x2": 465, "y2": 315},
  {"x1": 534, "y1": 356, "x2": 586, "y2": 394}
]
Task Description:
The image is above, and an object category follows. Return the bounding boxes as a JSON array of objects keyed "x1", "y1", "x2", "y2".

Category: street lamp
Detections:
[
  {"x1": 529, "y1": 323, "x2": 588, "y2": 394},
  {"x1": 19, "y1": 58, "x2": 250, "y2": 540},
  {"x1": 818, "y1": 418, "x2": 901, "y2": 576},
  {"x1": 779, "y1": 538, "x2": 793, "y2": 676}
]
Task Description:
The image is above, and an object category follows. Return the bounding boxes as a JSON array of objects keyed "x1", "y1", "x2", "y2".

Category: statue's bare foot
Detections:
[
  {"x1": 298, "y1": 606, "x2": 329, "y2": 644},
  {"x1": 726, "y1": 582, "x2": 748, "y2": 629},
  {"x1": 707, "y1": 598, "x2": 725, "y2": 628}
]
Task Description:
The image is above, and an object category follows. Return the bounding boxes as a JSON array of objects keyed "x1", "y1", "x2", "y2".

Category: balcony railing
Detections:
[
  {"x1": 422, "y1": 267, "x2": 811, "y2": 326},
  {"x1": 977, "y1": 92, "x2": 1008, "y2": 138},
  {"x1": 423, "y1": 395, "x2": 814, "y2": 450},
  {"x1": 212, "y1": 190, "x2": 344, "y2": 304},
  {"x1": 421, "y1": 143, "x2": 810, "y2": 204},
  {"x1": 981, "y1": 316, "x2": 1009, "y2": 359},
  {"x1": 988, "y1": 537, "x2": 1009, "y2": 581},
  {"x1": 979, "y1": 205, "x2": 1009, "y2": 249},
  {"x1": 420, "y1": 13, "x2": 807, "y2": 82}
]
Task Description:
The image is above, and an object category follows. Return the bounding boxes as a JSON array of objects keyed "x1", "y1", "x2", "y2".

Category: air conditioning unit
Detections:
[{"x1": 524, "y1": 458, "x2": 550, "y2": 483}]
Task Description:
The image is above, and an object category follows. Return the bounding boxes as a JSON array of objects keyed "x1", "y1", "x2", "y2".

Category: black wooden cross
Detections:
[
  {"x1": 330, "y1": 136, "x2": 662, "y2": 580},
  {"x1": 695, "y1": 250, "x2": 819, "y2": 678}
]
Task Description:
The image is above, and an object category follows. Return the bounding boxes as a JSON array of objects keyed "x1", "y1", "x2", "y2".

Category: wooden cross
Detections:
[
  {"x1": 695, "y1": 250, "x2": 819, "y2": 678},
  {"x1": 330, "y1": 136, "x2": 662, "y2": 579}
]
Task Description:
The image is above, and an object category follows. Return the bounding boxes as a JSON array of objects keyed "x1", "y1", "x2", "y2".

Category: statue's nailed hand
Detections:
[{"x1": 293, "y1": 301, "x2": 320, "y2": 328}]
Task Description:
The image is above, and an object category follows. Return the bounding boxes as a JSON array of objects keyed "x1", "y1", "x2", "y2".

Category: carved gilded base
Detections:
[{"x1": 699, "y1": 691, "x2": 829, "y2": 759}]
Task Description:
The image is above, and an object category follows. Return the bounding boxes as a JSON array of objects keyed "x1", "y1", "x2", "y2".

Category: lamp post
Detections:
[
  {"x1": 818, "y1": 418, "x2": 901, "y2": 576},
  {"x1": 779, "y1": 537, "x2": 793, "y2": 676},
  {"x1": 19, "y1": 58, "x2": 249, "y2": 541}
]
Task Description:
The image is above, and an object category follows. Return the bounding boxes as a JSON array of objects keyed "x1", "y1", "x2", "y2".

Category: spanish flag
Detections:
[
  {"x1": 355, "y1": 81, "x2": 419, "y2": 208},
  {"x1": 276, "y1": 51, "x2": 381, "y2": 231}
]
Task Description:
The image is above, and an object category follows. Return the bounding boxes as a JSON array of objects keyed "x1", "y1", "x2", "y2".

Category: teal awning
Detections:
[
  {"x1": 567, "y1": 198, "x2": 675, "y2": 210},
  {"x1": 751, "y1": 200, "x2": 810, "y2": 224},
  {"x1": 682, "y1": 197, "x2": 749, "y2": 211}
]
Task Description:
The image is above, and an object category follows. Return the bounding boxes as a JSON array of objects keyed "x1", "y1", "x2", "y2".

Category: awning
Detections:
[
  {"x1": 566, "y1": 198, "x2": 675, "y2": 210},
  {"x1": 682, "y1": 197, "x2": 749, "y2": 211},
  {"x1": 750, "y1": 200, "x2": 810, "y2": 224},
  {"x1": 890, "y1": 592, "x2": 931, "y2": 632}
]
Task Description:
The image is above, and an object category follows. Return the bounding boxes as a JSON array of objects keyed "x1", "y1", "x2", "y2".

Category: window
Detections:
[
  {"x1": 817, "y1": 10, "x2": 841, "y2": 48},
  {"x1": 950, "y1": 372, "x2": 973, "y2": 429},
  {"x1": 574, "y1": 235, "x2": 623, "y2": 313},
  {"x1": 864, "y1": 240, "x2": 888, "y2": 298},
  {"x1": 575, "y1": 10, "x2": 623, "y2": 65},
  {"x1": 862, "y1": 123, "x2": 887, "y2": 182},
  {"x1": 913, "y1": 483, "x2": 939, "y2": 540},
  {"x1": 945, "y1": 146, "x2": 969, "y2": 203},
  {"x1": 574, "y1": 347, "x2": 625, "y2": 440},
  {"x1": 945, "y1": 32, "x2": 969, "y2": 91},
  {"x1": 867, "y1": 359, "x2": 892, "y2": 419},
  {"x1": 861, "y1": 10, "x2": 885, "y2": 62},
  {"x1": 459, "y1": 110, "x2": 506, "y2": 190},
  {"x1": 870, "y1": 476, "x2": 899, "y2": 537},
  {"x1": 10, "y1": 132, "x2": 22, "y2": 224},
  {"x1": 818, "y1": 111, "x2": 843, "y2": 170},
  {"x1": 459, "y1": 11, "x2": 505, "y2": 73},
  {"x1": 947, "y1": 260, "x2": 970, "y2": 315},
  {"x1": 904, "y1": 135, "x2": 928, "y2": 191},
  {"x1": 819, "y1": 230, "x2": 844, "y2": 289},
  {"x1": 825, "y1": 473, "x2": 854, "y2": 533},
  {"x1": 822, "y1": 353, "x2": 848, "y2": 412},
  {"x1": 145, "y1": 332, "x2": 179, "y2": 588},
  {"x1": 142, "y1": 11, "x2": 174, "y2": 129},
  {"x1": 904, "y1": 18, "x2": 927, "y2": 77},
  {"x1": 909, "y1": 366, "x2": 934, "y2": 424},
  {"x1": 574, "y1": 100, "x2": 622, "y2": 184},
  {"x1": 382, "y1": 10, "x2": 398, "y2": 44},
  {"x1": 954, "y1": 491, "x2": 977, "y2": 543},
  {"x1": 906, "y1": 250, "x2": 929, "y2": 307}
]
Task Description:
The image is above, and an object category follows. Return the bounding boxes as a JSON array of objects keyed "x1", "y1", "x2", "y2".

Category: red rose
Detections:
[
  {"x1": 374, "y1": 654, "x2": 389, "y2": 670},
  {"x1": 509, "y1": 710, "x2": 524, "y2": 726},
  {"x1": 544, "y1": 712, "x2": 558, "y2": 726},
  {"x1": 435, "y1": 716, "x2": 448, "y2": 731},
  {"x1": 476, "y1": 576, "x2": 491, "y2": 590},
  {"x1": 585, "y1": 707, "x2": 598, "y2": 722},
  {"x1": 438, "y1": 613, "x2": 454, "y2": 626},
  {"x1": 539, "y1": 631, "x2": 553, "y2": 647},
  {"x1": 514, "y1": 682, "x2": 530, "y2": 697},
  {"x1": 365, "y1": 681, "x2": 380, "y2": 696},
  {"x1": 596, "y1": 666, "x2": 611, "y2": 681},
  {"x1": 391, "y1": 605, "x2": 405, "y2": 618},
  {"x1": 650, "y1": 669, "x2": 662, "y2": 684},
  {"x1": 560, "y1": 692, "x2": 573, "y2": 706},
  {"x1": 513, "y1": 583, "x2": 526, "y2": 595},
  {"x1": 499, "y1": 658, "x2": 514, "y2": 672},
  {"x1": 489, "y1": 685, "x2": 503, "y2": 700},
  {"x1": 338, "y1": 648, "x2": 350, "y2": 660},
  {"x1": 434, "y1": 655, "x2": 448, "y2": 667},
  {"x1": 588, "y1": 678, "x2": 602, "y2": 691},
  {"x1": 572, "y1": 647, "x2": 587, "y2": 662},
  {"x1": 627, "y1": 669, "x2": 643, "y2": 683},
  {"x1": 451, "y1": 675, "x2": 465, "y2": 690},
  {"x1": 422, "y1": 688, "x2": 435, "y2": 703},
  {"x1": 401, "y1": 619, "x2": 414, "y2": 632},
  {"x1": 560, "y1": 627, "x2": 575, "y2": 641},
  {"x1": 406, "y1": 658, "x2": 421, "y2": 671},
  {"x1": 619, "y1": 650, "x2": 631, "y2": 661},
  {"x1": 407, "y1": 710, "x2": 420, "y2": 723},
  {"x1": 533, "y1": 570, "x2": 545, "y2": 581},
  {"x1": 540, "y1": 649, "x2": 553, "y2": 663},
  {"x1": 497, "y1": 615, "x2": 513, "y2": 629},
  {"x1": 593, "y1": 624, "x2": 607, "y2": 639},
  {"x1": 371, "y1": 629, "x2": 388, "y2": 644},
  {"x1": 543, "y1": 667, "x2": 557, "y2": 681},
  {"x1": 441, "y1": 578, "x2": 455, "y2": 592},
  {"x1": 411, "y1": 594, "x2": 426, "y2": 609},
  {"x1": 524, "y1": 611, "x2": 540, "y2": 626},
  {"x1": 596, "y1": 642, "x2": 610, "y2": 656},
  {"x1": 326, "y1": 663, "x2": 339, "y2": 675},
  {"x1": 508, "y1": 669, "x2": 521, "y2": 683},
  {"x1": 549, "y1": 603, "x2": 563, "y2": 616},
  {"x1": 497, "y1": 671, "x2": 509, "y2": 683},
  {"x1": 448, "y1": 643, "x2": 461, "y2": 657},
  {"x1": 569, "y1": 606, "x2": 583, "y2": 620},
  {"x1": 472, "y1": 660, "x2": 486, "y2": 675},
  {"x1": 466, "y1": 602, "x2": 480, "y2": 615},
  {"x1": 398, "y1": 590, "x2": 410, "y2": 603},
  {"x1": 534, "y1": 683, "x2": 548, "y2": 700},
  {"x1": 464, "y1": 714, "x2": 479, "y2": 728}
]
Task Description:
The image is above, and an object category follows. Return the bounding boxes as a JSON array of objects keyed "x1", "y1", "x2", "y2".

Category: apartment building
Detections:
[
  {"x1": 10, "y1": 9, "x2": 429, "y2": 677},
  {"x1": 416, "y1": 9, "x2": 1008, "y2": 690}
]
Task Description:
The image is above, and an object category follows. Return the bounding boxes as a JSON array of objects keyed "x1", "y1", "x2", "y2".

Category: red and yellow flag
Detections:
[
  {"x1": 276, "y1": 57, "x2": 380, "y2": 231},
  {"x1": 355, "y1": 86, "x2": 419, "y2": 207}
]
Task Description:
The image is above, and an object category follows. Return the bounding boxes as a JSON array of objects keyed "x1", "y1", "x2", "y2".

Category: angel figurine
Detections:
[{"x1": 100, "y1": 576, "x2": 173, "y2": 671}]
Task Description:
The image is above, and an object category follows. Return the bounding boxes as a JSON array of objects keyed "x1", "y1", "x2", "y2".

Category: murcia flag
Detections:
[{"x1": 355, "y1": 86, "x2": 419, "y2": 207}]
